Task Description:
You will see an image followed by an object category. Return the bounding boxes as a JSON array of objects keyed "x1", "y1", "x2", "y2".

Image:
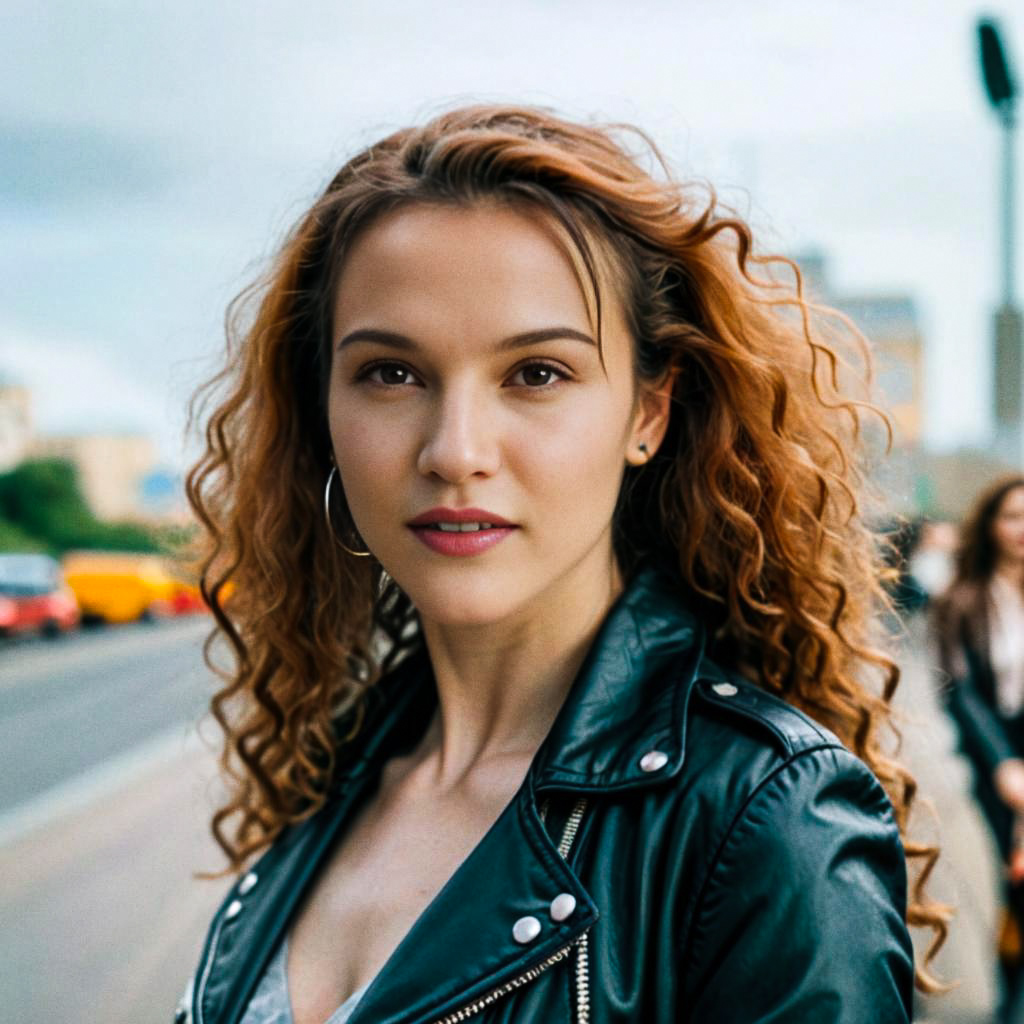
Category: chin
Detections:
[
  {"x1": 420, "y1": 601, "x2": 515, "y2": 628},
  {"x1": 391, "y1": 563, "x2": 532, "y2": 628}
]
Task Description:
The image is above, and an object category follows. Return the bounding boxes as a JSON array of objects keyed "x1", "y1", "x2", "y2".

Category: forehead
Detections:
[
  {"x1": 998, "y1": 486, "x2": 1024, "y2": 512},
  {"x1": 331, "y1": 201, "x2": 628, "y2": 348}
]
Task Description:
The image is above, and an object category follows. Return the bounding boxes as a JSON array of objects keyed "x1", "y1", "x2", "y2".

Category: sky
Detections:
[{"x1": 0, "y1": 0, "x2": 1021, "y2": 467}]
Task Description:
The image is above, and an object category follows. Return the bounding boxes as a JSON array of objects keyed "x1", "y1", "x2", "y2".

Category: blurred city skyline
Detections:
[{"x1": 0, "y1": 0, "x2": 1021, "y2": 466}]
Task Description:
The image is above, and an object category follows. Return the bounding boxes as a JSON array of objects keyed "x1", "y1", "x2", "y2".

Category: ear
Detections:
[{"x1": 627, "y1": 367, "x2": 678, "y2": 466}]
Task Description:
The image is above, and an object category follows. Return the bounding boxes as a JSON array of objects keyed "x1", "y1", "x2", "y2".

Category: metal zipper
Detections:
[
  {"x1": 429, "y1": 796, "x2": 591, "y2": 1024},
  {"x1": 574, "y1": 931, "x2": 591, "y2": 1023},
  {"x1": 557, "y1": 797, "x2": 587, "y2": 859},
  {"x1": 563, "y1": 798, "x2": 591, "y2": 1024}
]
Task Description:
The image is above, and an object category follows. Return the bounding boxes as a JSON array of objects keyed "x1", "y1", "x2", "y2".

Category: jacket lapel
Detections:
[
  {"x1": 345, "y1": 780, "x2": 596, "y2": 1024},
  {"x1": 203, "y1": 654, "x2": 438, "y2": 1024},
  {"x1": 532, "y1": 562, "x2": 706, "y2": 792}
]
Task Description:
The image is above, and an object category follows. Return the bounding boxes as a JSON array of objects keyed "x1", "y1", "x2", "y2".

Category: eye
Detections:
[
  {"x1": 508, "y1": 361, "x2": 571, "y2": 390},
  {"x1": 356, "y1": 361, "x2": 419, "y2": 388}
]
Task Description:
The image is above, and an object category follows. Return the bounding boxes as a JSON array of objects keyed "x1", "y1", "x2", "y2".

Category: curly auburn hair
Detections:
[{"x1": 186, "y1": 104, "x2": 948, "y2": 989}]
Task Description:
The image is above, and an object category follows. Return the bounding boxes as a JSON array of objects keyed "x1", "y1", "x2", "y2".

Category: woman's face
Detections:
[
  {"x1": 327, "y1": 201, "x2": 671, "y2": 626},
  {"x1": 992, "y1": 485, "x2": 1024, "y2": 566}
]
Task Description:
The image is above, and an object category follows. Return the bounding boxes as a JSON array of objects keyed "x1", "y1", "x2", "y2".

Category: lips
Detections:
[
  {"x1": 407, "y1": 506, "x2": 516, "y2": 528},
  {"x1": 407, "y1": 507, "x2": 518, "y2": 557}
]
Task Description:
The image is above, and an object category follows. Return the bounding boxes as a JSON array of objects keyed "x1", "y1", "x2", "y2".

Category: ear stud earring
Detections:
[{"x1": 627, "y1": 442, "x2": 650, "y2": 467}]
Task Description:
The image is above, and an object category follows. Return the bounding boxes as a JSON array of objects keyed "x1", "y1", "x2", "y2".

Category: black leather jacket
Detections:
[{"x1": 179, "y1": 565, "x2": 914, "y2": 1023}]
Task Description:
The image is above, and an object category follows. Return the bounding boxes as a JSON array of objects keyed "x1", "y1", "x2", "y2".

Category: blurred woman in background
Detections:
[{"x1": 933, "y1": 474, "x2": 1024, "y2": 1018}]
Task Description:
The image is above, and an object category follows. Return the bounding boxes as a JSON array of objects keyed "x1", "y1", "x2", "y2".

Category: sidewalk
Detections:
[
  {"x1": 0, "y1": 730, "x2": 229, "y2": 1024},
  {"x1": 894, "y1": 614, "x2": 1001, "y2": 1023}
]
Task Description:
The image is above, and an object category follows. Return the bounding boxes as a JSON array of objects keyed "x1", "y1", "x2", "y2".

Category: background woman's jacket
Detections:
[
  {"x1": 932, "y1": 580, "x2": 1024, "y2": 856},
  {"x1": 179, "y1": 565, "x2": 914, "y2": 1024}
]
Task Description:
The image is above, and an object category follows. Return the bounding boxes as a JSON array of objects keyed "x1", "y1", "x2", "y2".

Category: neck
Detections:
[
  {"x1": 414, "y1": 553, "x2": 625, "y2": 789},
  {"x1": 995, "y1": 559, "x2": 1024, "y2": 588}
]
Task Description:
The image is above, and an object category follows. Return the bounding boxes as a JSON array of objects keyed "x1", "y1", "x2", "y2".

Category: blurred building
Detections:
[
  {"x1": 0, "y1": 373, "x2": 33, "y2": 471},
  {"x1": 31, "y1": 432, "x2": 186, "y2": 522},
  {"x1": 916, "y1": 447, "x2": 1021, "y2": 520},
  {"x1": 795, "y1": 251, "x2": 925, "y2": 449},
  {"x1": 796, "y1": 252, "x2": 1024, "y2": 520},
  {"x1": 793, "y1": 250, "x2": 829, "y2": 302},
  {"x1": 792, "y1": 251, "x2": 928, "y2": 514},
  {"x1": 835, "y1": 295, "x2": 924, "y2": 449}
]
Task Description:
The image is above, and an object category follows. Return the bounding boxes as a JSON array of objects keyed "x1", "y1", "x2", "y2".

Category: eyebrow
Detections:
[{"x1": 335, "y1": 327, "x2": 597, "y2": 353}]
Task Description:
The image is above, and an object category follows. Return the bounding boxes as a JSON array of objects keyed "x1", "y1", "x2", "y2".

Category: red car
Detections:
[{"x1": 0, "y1": 554, "x2": 80, "y2": 638}]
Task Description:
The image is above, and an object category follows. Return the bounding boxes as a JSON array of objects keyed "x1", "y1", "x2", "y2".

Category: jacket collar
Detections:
[
  {"x1": 353, "y1": 561, "x2": 710, "y2": 796},
  {"x1": 530, "y1": 561, "x2": 707, "y2": 792}
]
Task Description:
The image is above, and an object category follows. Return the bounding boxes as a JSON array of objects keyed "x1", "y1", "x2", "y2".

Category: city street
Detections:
[{"x1": 0, "y1": 613, "x2": 1012, "y2": 1022}]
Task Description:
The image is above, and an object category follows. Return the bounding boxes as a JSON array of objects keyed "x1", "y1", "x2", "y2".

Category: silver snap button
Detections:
[
  {"x1": 639, "y1": 750, "x2": 669, "y2": 772},
  {"x1": 238, "y1": 871, "x2": 258, "y2": 895},
  {"x1": 512, "y1": 915, "x2": 542, "y2": 944},
  {"x1": 550, "y1": 893, "x2": 577, "y2": 922},
  {"x1": 224, "y1": 899, "x2": 243, "y2": 920},
  {"x1": 712, "y1": 682, "x2": 738, "y2": 697}
]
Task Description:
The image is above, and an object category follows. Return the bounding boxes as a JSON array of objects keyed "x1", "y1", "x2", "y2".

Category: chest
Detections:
[{"x1": 286, "y1": 761, "x2": 530, "y2": 1024}]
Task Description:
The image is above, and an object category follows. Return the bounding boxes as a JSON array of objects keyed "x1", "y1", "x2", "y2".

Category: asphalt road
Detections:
[
  {"x1": 0, "y1": 612, "x2": 1012, "y2": 1023},
  {"x1": 0, "y1": 618, "x2": 212, "y2": 813}
]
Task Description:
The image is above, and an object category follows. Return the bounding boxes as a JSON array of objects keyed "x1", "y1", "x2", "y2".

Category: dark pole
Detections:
[
  {"x1": 978, "y1": 19, "x2": 1021, "y2": 463},
  {"x1": 1003, "y1": 104, "x2": 1016, "y2": 306}
]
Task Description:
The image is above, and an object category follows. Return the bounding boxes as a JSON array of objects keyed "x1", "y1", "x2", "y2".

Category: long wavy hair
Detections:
[
  {"x1": 187, "y1": 104, "x2": 948, "y2": 988},
  {"x1": 952, "y1": 474, "x2": 1024, "y2": 584}
]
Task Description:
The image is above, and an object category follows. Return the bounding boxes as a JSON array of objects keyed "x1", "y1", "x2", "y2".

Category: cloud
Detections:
[{"x1": 0, "y1": 116, "x2": 174, "y2": 209}]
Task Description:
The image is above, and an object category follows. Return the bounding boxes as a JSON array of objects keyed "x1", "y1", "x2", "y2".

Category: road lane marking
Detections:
[{"x1": 0, "y1": 723, "x2": 208, "y2": 849}]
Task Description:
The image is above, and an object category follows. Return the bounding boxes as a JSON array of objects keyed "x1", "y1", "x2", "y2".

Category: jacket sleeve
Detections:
[
  {"x1": 684, "y1": 746, "x2": 914, "y2": 1023},
  {"x1": 943, "y1": 679, "x2": 1018, "y2": 776},
  {"x1": 929, "y1": 597, "x2": 1018, "y2": 776}
]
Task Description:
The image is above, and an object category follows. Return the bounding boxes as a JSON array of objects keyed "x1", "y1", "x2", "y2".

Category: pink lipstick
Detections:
[{"x1": 407, "y1": 507, "x2": 518, "y2": 558}]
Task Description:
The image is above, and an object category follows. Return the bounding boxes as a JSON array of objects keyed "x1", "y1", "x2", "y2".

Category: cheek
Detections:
[
  {"x1": 509, "y1": 402, "x2": 629, "y2": 523},
  {"x1": 995, "y1": 519, "x2": 1024, "y2": 550},
  {"x1": 327, "y1": 401, "x2": 407, "y2": 504}
]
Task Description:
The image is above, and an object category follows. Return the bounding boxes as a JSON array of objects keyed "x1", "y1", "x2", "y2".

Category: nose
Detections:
[{"x1": 416, "y1": 383, "x2": 501, "y2": 483}]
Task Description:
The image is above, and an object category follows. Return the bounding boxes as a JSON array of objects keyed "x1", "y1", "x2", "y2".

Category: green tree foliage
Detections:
[
  {"x1": 0, "y1": 517, "x2": 45, "y2": 552},
  {"x1": 0, "y1": 458, "x2": 163, "y2": 554}
]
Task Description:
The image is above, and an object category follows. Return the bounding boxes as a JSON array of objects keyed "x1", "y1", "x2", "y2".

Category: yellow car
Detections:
[{"x1": 61, "y1": 551, "x2": 183, "y2": 624}]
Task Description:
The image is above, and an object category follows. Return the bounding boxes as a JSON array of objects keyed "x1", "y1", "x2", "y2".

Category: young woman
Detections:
[
  {"x1": 932, "y1": 475, "x2": 1024, "y2": 1016},
  {"x1": 179, "y1": 105, "x2": 946, "y2": 1024}
]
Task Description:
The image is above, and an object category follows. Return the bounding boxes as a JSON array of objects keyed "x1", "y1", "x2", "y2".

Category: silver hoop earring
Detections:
[{"x1": 324, "y1": 466, "x2": 372, "y2": 558}]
